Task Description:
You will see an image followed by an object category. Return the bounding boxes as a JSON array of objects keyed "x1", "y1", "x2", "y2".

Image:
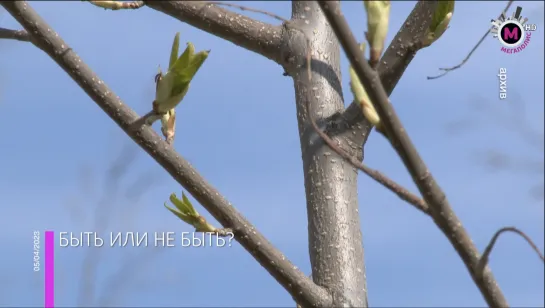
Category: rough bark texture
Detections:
[{"x1": 282, "y1": 1, "x2": 371, "y2": 306}]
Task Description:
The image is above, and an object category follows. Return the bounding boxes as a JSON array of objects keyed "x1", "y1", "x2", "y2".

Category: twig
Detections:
[
  {"x1": 0, "y1": 27, "x2": 30, "y2": 41},
  {"x1": 1, "y1": 2, "x2": 332, "y2": 307},
  {"x1": 427, "y1": 1, "x2": 515, "y2": 80},
  {"x1": 87, "y1": 0, "x2": 144, "y2": 10},
  {"x1": 317, "y1": 1, "x2": 509, "y2": 307},
  {"x1": 477, "y1": 226, "x2": 544, "y2": 276},
  {"x1": 206, "y1": 1, "x2": 288, "y2": 23}
]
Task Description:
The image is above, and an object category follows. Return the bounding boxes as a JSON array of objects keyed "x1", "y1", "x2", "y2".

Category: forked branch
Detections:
[
  {"x1": 317, "y1": 1, "x2": 509, "y2": 307},
  {"x1": 1, "y1": 1, "x2": 331, "y2": 306}
]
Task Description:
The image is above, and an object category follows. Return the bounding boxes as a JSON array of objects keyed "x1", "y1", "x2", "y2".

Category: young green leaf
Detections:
[
  {"x1": 152, "y1": 35, "x2": 209, "y2": 115},
  {"x1": 363, "y1": 0, "x2": 391, "y2": 68},
  {"x1": 165, "y1": 192, "x2": 218, "y2": 233},
  {"x1": 349, "y1": 42, "x2": 381, "y2": 128},
  {"x1": 170, "y1": 44, "x2": 209, "y2": 84},
  {"x1": 175, "y1": 42, "x2": 194, "y2": 73},
  {"x1": 169, "y1": 193, "x2": 193, "y2": 214},
  {"x1": 169, "y1": 32, "x2": 180, "y2": 70},
  {"x1": 181, "y1": 192, "x2": 199, "y2": 216},
  {"x1": 164, "y1": 203, "x2": 194, "y2": 226},
  {"x1": 425, "y1": 1, "x2": 455, "y2": 46},
  {"x1": 430, "y1": 1, "x2": 455, "y2": 34}
]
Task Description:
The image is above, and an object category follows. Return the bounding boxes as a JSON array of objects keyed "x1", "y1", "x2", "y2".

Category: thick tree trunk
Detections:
[{"x1": 284, "y1": 1, "x2": 371, "y2": 306}]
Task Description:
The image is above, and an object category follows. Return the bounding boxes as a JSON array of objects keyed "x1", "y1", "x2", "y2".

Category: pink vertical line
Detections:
[{"x1": 44, "y1": 231, "x2": 55, "y2": 308}]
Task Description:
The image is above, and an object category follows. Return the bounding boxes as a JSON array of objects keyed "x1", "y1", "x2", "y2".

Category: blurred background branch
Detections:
[{"x1": 65, "y1": 140, "x2": 170, "y2": 306}]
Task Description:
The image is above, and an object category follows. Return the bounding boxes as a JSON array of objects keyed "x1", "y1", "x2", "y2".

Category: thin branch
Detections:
[
  {"x1": 206, "y1": 1, "x2": 288, "y2": 23},
  {"x1": 427, "y1": 1, "x2": 515, "y2": 80},
  {"x1": 1, "y1": 2, "x2": 332, "y2": 306},
  {"x1": 87, "y1": 0, "x2": 144, "y2": 10},
  {"x1": 144, "y1": 1, "x2": 284, "y2": 63},
  {"x1": 317, "y1": 1, "x2": 509, "y2": 307},
  {"x1": 477, "y1": 226, "x2": 544, "y2": 276},
  {"x1": 0, "y1": 27, "x2": 30, "y2": 41}
]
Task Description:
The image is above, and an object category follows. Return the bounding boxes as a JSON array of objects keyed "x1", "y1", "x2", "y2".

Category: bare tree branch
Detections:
[
  {"x1": 144, "y1": 1, "x2": 285, "y2": 63},
  {"x1": 477, "y1": 226, "x2": 544, "y2": 276},
  {"x1": 317, "y1": 1, "x2": 509, "y2": 307},
  {"x1": 0, "y1": 27, "x2": 29, "y2": 41},
  {"x1": 428, "y1": 1, "x2": 515, "y2": 80},
  {"x1": 1, "y1": 2, "x2": 332, "y2": 307}
]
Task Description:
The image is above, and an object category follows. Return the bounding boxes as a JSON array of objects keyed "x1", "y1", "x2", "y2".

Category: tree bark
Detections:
[{"x1": 284, "y1": 1, "x2": 370, "y2": 306}]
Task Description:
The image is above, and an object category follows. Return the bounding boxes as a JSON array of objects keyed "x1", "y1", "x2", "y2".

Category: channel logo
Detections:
[{"x1": 490, "y1": 6, "x2": 537, "y2": 54}]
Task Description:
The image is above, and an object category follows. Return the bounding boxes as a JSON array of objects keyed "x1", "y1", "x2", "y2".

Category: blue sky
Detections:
[{"x1": 0, "y1": 1, "x2": 543, "y2": 307}]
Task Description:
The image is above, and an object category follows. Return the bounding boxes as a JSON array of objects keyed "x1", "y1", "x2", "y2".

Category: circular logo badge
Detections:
[{"x1": 498, "y1": 20, "x2": 525, "y2": 47}]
